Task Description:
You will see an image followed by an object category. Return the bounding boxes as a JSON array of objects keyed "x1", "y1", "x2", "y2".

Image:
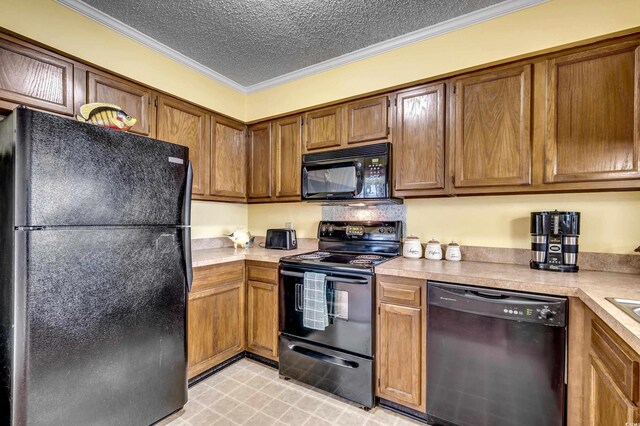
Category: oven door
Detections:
[
  {"x1": 279, "y1": 266, "x2": 373, "y2": 357},
  {"x1": 302, "y1": 160, "x2": 364, "y2": 200}
]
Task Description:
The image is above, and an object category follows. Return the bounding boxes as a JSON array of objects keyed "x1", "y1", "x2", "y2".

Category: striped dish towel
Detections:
[{"x1": 303, "y1": 272, "x2": 329, "y2": 330}]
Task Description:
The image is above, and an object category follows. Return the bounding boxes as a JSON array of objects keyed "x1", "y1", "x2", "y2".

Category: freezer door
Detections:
[
  {"x1": 12, "y1": 108, "x2": 189, "y2": 227},
  {"x1": 11, "y1": 227, "x2": 188, "y2": 426}
]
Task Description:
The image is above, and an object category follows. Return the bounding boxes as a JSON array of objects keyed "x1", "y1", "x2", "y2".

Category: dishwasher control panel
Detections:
[{"x1": 428, "y1": 281, "x2": 567, "y2": 327}]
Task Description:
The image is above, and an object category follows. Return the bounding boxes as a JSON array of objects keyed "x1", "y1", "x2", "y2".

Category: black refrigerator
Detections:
[{"x1": 0, "y1": 108, "x2": 193, "y2": 425}]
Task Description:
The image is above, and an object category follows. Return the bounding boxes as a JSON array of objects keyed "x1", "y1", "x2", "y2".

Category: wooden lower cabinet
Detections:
[
  {"x1": 245, "y1": 261, "x2": 279, "y2": 360},
  {"x1": 376, "y1": 275, "x2": 426, "y2": 412},
  {"x1": 574, "y1": 306, "x2": 640, "y2": 426},
  {"x1": 589, "y1": 354, "x2": 639, "y2": 425},
  {"x1": 188, "y1": 262, "x2": 245, "y2": 379}
]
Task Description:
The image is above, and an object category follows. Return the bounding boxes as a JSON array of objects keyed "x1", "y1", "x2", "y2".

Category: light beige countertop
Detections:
[
  {"x1": 191, "y1": 247, "x2": 640, "y2": 353},
  {"x1": 191, "y1": 246, "x2": 313, "y2": 267},
  {"x1": 377, "y1": 257, "x2": 640, "y2": 353}
]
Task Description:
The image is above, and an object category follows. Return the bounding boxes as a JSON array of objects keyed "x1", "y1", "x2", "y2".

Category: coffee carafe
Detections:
[{"x1": 530, "y1": 211, "x2": 580, "y2": 272}]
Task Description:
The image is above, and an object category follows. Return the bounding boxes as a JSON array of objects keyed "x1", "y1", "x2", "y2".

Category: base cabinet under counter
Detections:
[
  {"x1": 245, "y1": 261, "x2": 279, "y2": 360},
  {"x1": 376, "y1": 275, "x2": 427, "y2": 413},
  {"x1": 187, "y1": 261, "x2": 245, "y2": 379}
]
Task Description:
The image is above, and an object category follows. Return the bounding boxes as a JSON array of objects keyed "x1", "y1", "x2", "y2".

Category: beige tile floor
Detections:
[{"x1": 157, "y1": 358, "x2": 427, "y2": 426}]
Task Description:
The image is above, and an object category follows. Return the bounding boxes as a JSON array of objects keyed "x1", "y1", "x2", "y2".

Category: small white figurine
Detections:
[{"x1": 225, "y1": 230, "x2": 255, "y2": 249}]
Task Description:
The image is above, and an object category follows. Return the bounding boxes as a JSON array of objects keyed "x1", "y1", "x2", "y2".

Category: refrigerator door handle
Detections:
[{"x1": 183, "y1": 161, "x2": 193, "y2": 292}]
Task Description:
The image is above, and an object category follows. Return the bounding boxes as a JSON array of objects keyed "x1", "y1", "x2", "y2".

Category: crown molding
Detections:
[{"x1": 56, "y1": 0, "x2": 547, "y2": 95}]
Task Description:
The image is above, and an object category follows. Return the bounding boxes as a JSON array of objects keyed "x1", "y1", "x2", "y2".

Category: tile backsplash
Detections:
[{"x1": 322, "y1": 204, "x2": 406, "y2": 224}]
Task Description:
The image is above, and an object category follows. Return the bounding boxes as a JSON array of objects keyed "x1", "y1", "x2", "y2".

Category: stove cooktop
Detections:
[{"x1": 281, "y1": 250, "x2": 397, "y2": 269}]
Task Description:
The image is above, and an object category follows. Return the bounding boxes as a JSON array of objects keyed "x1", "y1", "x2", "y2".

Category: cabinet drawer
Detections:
[
  {"x1": 192, "y1": 261, "x2": 244, "y2": 293},
  {"x1": 247, "y1": 263, "x2": 278, "y2": 284},
  {"x1": 378, "y1": 277, "x2": 423, "y2": 307},
  {"x1": 591, "y1": 318, "x2": 640, "y2": 402}
]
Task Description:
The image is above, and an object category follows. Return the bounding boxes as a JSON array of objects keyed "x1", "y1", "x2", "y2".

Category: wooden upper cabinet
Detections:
[
  {"x1": 273, "y1": 115, "x2": 302, "y2": 199},
  {"x1": 304, "y1": 106, "x2": 342, "y2": 152},
  {"x1": 247, "y1": 122, "x2": 272, "y2": 201},
  {"x1": 210, "y1": 115, "x2": 247, "y2": 200},
  {"x1": 87, "y1": 71, "x2": 153, "y2": 136},
  {"x1": 545, "y1": 41, "x2": 640, "y2": 183},
  {"x1": 156, "y1": 95, "x2": 209, "y2": 196},
  {"x1": 393, "y1": 84, "x2": 446, "y2": 195},
  {"x1": 0, "y1": 37, "x2": 74, "y2": 115},
  {"x1": 346, "y1": 95, "x2": 389, "y2": 144},
  {"x1": 452, "y1": 64, "x2": 532, "y2": 188}
]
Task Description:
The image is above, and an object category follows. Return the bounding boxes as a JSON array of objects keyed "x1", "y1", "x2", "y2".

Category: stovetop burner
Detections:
[
  {"x1": 284, "y1": 251, "x2": 395, "y2": 269},
  {"x1": 294, "y1": 251, "x2": 331, "y2": 260}
]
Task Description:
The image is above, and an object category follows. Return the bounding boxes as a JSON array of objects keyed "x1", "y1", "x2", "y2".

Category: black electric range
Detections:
[
  {"x1": 278, "y1": 221, "x2": 402, "y2": 409},
  {"x1": 280, "y1": 221, "x2": 403, "y2": 273}
]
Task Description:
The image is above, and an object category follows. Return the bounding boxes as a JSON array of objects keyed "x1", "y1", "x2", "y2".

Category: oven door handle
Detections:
[
  {"x1": 288, "y1": 344, "x2": 359, "y2": 369},
  {"x1": 281, "y1": 270, "x2": 368, "y2": 284}
]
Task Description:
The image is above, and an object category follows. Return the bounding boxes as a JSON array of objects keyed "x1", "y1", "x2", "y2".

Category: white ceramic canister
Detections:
[
  {"x1": 425, "y1": 237, "x2": 443, "y2": 260},
  {"x1": 403, "y1": 236, "x2": 423, "y2": 259},
  {"x1": 445, "y1": 240, "x2": 462, "y2": 261}
]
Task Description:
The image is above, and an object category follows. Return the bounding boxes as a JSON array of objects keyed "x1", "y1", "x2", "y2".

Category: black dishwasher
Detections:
[{"x1": 426, "y1": 281, "x2": 567, "y2": 426}]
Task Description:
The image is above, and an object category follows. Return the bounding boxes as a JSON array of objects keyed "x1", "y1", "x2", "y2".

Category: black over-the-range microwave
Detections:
[{"x1": 301, "y1": 142, "x2": 401, "y2": 204}]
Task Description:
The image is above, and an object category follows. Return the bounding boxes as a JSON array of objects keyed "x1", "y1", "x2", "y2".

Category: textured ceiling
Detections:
[{"x1": 81, "y1": 0, "x2": 506, "y2": 87}]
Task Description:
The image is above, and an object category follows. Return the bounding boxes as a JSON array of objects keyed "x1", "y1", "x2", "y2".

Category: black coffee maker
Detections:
[{"x1": 530, "y1": 211, "x2": 580, "y2": 272}]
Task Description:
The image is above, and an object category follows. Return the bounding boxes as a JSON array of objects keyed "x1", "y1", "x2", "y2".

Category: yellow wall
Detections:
[
  {"x1": 191, "y1": 201, "x2": 248, "y2": 239},
  {"x1": 4, "y1": 0, "x2": 640, "y2": 247},
  {"x1": 248, "y1": 193, "x2": 640, "y2": 254},
  {"x1": 246, "y1": 0, "x2": 640, "y2": 121},
  {"x1": 0, "y1": 0, "x2": 246, "y2": 120}
]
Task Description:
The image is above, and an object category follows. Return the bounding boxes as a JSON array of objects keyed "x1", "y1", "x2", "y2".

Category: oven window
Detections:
[{"x1": 307, "y1": 166, "x2": 357, "y2": 194}]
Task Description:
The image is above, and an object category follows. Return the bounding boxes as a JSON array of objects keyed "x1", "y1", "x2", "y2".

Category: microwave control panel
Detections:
[{"x1": 362, "y1": 157, "x2": 388, "y2": 198}]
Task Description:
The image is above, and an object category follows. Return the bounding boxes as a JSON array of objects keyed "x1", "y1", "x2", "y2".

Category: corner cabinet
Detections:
[
  {"x1": 587, "y1": 318, "x2": 640, "y2": 426},
  {"x1": 376, "y1": 275, "x2": 426, "y2": 412},
  {"x1": 210, "y1": 115, "x2": 247, "y2": 201},
  {"x1": 188, "y1": 261, "x2": 245, "y2": 379},
  {"x1": 247, "y1": 122, "x2": 273, "y2": 202},
  {"x1": 245, "y1": 261, "x2": 279, "y2": 360},
  {"x1": 393, "y1": 83, "x2": 447, "y2": 197},
  {"x1": 545, "y1": 40, "x2": 640, "y2": 184},
  {"x1": 451, "y1": 64, "x2": 532, "y2": 190}
]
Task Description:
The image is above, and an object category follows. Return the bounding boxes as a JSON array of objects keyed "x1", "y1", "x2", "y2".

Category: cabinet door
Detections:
[
  {"x1": 247, "y1": 122, "x2": 272, "y2": 201},
  {"x1": 87, "y1": 71, "x2": 153, "y2": 136},
  {"x1": 156, "y1": 95, "x2": 209, "y2": 196},
  {"x1": 394, "y1": 84, "x2": 446, "y2": 195},
  {"x1": 188, "y1": 280, "x2": 245, "y2": 378},
  {"x1": 211, "y1": 115, "x2": 247, "y2": 200},
  {"x1": 546, "y1": 41, "x2": 640, "y2": 183},
  {"x1": 453, "y1": 64, "x2": 532, "y2": 188},
  {"x1": 0, "y1": 37, "x2": 74, "y2": 115},
  {"x1": 589, "y1": 354, "x2": 639, "y2": 426},
  {"x1": 346, "y1": 96, "x2": 389, "y2": 144},
  {"x1": 246, "y1": 280, "x2": 278, "y2": 359},
  {"x1": 378, "y1": 302, "x2": 424, "y2": 409},
  {"x1": 273, "y1": 115, "x2": 302, "y2": 199},
  {"x1": 304, "y1": 106, "x2": 342, "y2": 152}
]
